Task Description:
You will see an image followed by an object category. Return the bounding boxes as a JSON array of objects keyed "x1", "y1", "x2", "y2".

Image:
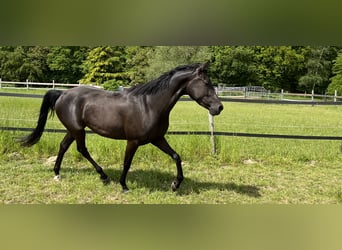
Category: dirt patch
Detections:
[
  {"x1": 45, "y1": 156, "x2": 57, "y2": 165},
  {"x1": 243, "y1": 159, "x2": 258, "y2": 165}
]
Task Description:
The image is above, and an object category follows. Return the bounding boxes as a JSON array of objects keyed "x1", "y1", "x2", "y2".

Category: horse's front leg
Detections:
[
  {"x1": 152, "y1": 137, "x2": 183, "y2": 191},
  {"x1": 119, "y1": 140, "x2": 139, "y2": 193}
]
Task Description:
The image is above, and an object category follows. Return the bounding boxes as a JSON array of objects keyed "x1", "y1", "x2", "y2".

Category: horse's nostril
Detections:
[{"x1": 219, "y1": 105, "x2": 224, "y2": 111}]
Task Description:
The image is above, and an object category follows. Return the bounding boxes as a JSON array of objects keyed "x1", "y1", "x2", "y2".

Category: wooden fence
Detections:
[
  {"x1": 1, "y1": 80, "x2": 342, "y2": 103},
  {"x1": 217, "y1": 86, "x2": 342, "y2": 103},
  {"x1": 2, "y1": 90, "x2": 342, "y2": 154},
  {"x1": 0, "y1": 79, "x2": 82, "y2": 90}
]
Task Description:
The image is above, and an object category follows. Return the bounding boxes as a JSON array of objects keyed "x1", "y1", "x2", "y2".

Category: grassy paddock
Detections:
[{"x1": 1, "y1": 91, "x2": 342, "y2": 203}]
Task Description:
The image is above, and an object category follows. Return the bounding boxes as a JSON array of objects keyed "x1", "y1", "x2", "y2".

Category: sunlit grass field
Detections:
[{"x1": 1, "y1": 89, "x2": 342, "y2": 203}]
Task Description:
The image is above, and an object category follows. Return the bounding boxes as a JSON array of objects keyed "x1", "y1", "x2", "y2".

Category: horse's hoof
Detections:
[
  {"x1": 122, "y1": 188, "x2": 129, "y2": 194},
  {"x1": 54, "y1": 175, "x2": 61, "y2": 181},
  {"x1": 101, "y1": 177, "x2": 110, "y2": 185},
  {"x1": 171, "y1": 181, "x2": 178, "y2": 191}
]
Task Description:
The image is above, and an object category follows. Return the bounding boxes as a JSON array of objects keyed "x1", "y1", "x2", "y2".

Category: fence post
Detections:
[
  {"x1": 52, "y1": 80, "x2": 55, "y2": 89},
  {"x1": 280, "y1": 89, "x2": 284, "y2": 100},
  {"x1": 334, "y1": 90, "x2": 337, "y2": 102},
  {"x1": 311, "y1": 89, "x2": 314, "y2": 102},
  {"x1": 26, "y1": 79, "x2": 29, "y2": 90},
  {"x1": 208, "y1": 112, "x2": 216, "y2": 154},
  {"x1": 0, "y1": 78, "x2": 2, "y2": 89}
]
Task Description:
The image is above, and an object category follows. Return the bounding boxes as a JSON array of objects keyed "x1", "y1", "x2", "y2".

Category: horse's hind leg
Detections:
[
  {"x1": 73, "y1": 130, "x2": 110, "y2": 184},
  {"x1": 54, "y1": 132, "x2": 75, "y2": 180}
]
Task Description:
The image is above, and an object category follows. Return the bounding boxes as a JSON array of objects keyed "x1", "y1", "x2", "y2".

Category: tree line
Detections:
[{"x1": 1, "y1": 46, "x2": 342, "y2": 94}]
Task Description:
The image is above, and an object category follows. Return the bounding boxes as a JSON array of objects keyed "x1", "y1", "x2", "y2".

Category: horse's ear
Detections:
[
  {"x1": 202, "y1": 61, "x2": 210, "y2": 69},
  {"x1": 196, "y1": 61, "x2": 210, "y2": 74}
]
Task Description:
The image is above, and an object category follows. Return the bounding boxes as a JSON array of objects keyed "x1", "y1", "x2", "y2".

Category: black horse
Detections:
[{"x1": 20, "y1": 62, "x2": 223, "y2": 192}]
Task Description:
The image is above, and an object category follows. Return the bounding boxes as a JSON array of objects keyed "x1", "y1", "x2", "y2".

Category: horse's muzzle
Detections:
[{"x1": 210, "y1": 104, "x2": 224, "y2": 116}]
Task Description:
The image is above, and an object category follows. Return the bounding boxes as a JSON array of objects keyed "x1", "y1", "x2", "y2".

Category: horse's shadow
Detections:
[
  {"x1": 127, "y1": 169, "x2": 260, "y2": 197},
  {"x1": 56, "y1": 167, "x2": 261, "y2": 198}
]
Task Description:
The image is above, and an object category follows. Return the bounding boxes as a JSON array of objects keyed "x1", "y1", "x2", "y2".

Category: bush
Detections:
[{"x1": 102, "y1": 79, "x2": 122, "y2": 91}]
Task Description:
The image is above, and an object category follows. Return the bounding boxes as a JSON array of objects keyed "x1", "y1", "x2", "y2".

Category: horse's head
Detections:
[{"x1": 186, "y1": 62, "x2": 223, "y2": 116}]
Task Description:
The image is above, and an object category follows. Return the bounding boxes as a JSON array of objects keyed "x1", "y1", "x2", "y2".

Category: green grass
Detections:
[{"x1": 1, "y1": 92, "x2": 342, "y2": 203}]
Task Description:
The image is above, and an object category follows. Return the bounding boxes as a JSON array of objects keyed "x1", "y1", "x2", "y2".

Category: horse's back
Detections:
[
  {"x1": 61, "y1": 85, "x2": 112, "y2": 97},
  {"x1": 55, "y1": 86, "x2": 129, "y2": 137},
  {"x1": 56, "y1": 86, "x2": 122, "y2": 106},
  {"x1": 55, "y1": 86, "x2": 107, "y2": 129}
]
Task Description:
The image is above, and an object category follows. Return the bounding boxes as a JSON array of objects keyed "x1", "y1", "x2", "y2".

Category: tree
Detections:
[
  {"x1": 0, "y1": 46, "x2": 24, "y2": 81},
  {"x1": 23, "y1": 46, "x2": 52, "y2": 82},
  {"x1": 1, "y1": 46, "x2": 340, "y2": 93},
  {"x1": 327, "y1": 50, "x2": 342, "y2": 95},
  {"x1": 298, "y1": 46, "x2": 337, "y2": 93},
  {"x1": 254, "y1": 46, "x2": 306, "y2": 92},
  {"x1": 210, "y1": 46, "x2": 257, "y2": 86},
  {"x1": 143, "y1": 46, "x2": 211, "y2": 81},
  {"x1": 124, "y1": 46, "x2": 152, "y2": 85},
  {"x1": 47, "y1": 46, "x2": 89, "y2": 83},
  {"x1": 0, "y1": 46, "x2": 50, "y2": 82},
  {"x1": 79, "y1": 46, "x2": 129, "y2": 89}
]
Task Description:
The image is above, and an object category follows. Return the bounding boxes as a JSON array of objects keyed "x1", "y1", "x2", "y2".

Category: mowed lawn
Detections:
[{"x1": 1, "y1": 90, "x2": 342, "y2": 203}]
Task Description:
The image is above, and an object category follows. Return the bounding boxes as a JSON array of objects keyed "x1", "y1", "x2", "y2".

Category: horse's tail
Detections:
[{"x1": 20, "y1": 90, "x2": 63, "y2": 147}]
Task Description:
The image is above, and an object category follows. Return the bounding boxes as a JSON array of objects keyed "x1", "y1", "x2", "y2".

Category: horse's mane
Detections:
[{"x1": 127, "y1": 63, "x2": 201, "y2": 96}]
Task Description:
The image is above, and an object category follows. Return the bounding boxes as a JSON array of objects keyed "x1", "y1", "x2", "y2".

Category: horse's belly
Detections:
[
  {"x1": 87, "y1": 123, "x2": 127, "y2": 140},
  {"x1": 83, "y1": 102, "x2": 164, "y2": 142}
]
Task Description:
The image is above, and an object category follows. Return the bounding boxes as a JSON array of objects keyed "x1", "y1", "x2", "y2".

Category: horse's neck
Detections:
[{"x1": 146, "y1": 73, "x2": 190, "y2": 115}]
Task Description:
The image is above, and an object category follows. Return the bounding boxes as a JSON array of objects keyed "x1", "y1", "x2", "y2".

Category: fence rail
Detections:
[
  {"x1": 0, "y1": 79, "x2": 82, "y2": 90},
  {"x1": 2, "y1": 91, "x2": 342, "y2": 106},
  {"x1": 1, "y1": 80, "x2": 342, "y2": 104},
  {"x1": 2, "y1": 126, "x2": 342, "y2": 141},
  {"x1": 217, "y1": 86, "x2": 342, "y2": 103},
  {"x1": 1, "y1": 85, "x2": 342, "y2": 155}
]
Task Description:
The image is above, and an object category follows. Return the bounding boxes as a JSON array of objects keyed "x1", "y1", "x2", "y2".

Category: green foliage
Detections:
[
  {"x1": 1, "y1": 46, "x2": 342, "y2": 93},
  {"x1": 79, "y1": 46, "x2": 129, "y2": 86},
  {"x1": 124, "y1": 46, "x2": 152, "y2": 84},
  {"x1": 143, "y1": 46, "x2": 211, "y2": 81},
  {"x1": 328, "y1": 50, "x2": 342, "y2": 95},
  {"x1": 102, "y1": 79, "x2": 127, "y2": 91},
  {"x1": 0, "y1": 46, "x2": 50, "y2": 82},
  {"x1": 254, "y1": 46, "x2": 306, "y2": 92},
  {"x1": 210, "y1": 46, "x2": 257, "y2": 86},
  {"x1": 209, "y1": 46, "x2": 311, "y2": 92},
  {"x1": 299, "y1": 46, "x2": 336, "y2": 93},
  {"x1": 47, "y1": 46, "x2": 89, "y2": 83}
]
